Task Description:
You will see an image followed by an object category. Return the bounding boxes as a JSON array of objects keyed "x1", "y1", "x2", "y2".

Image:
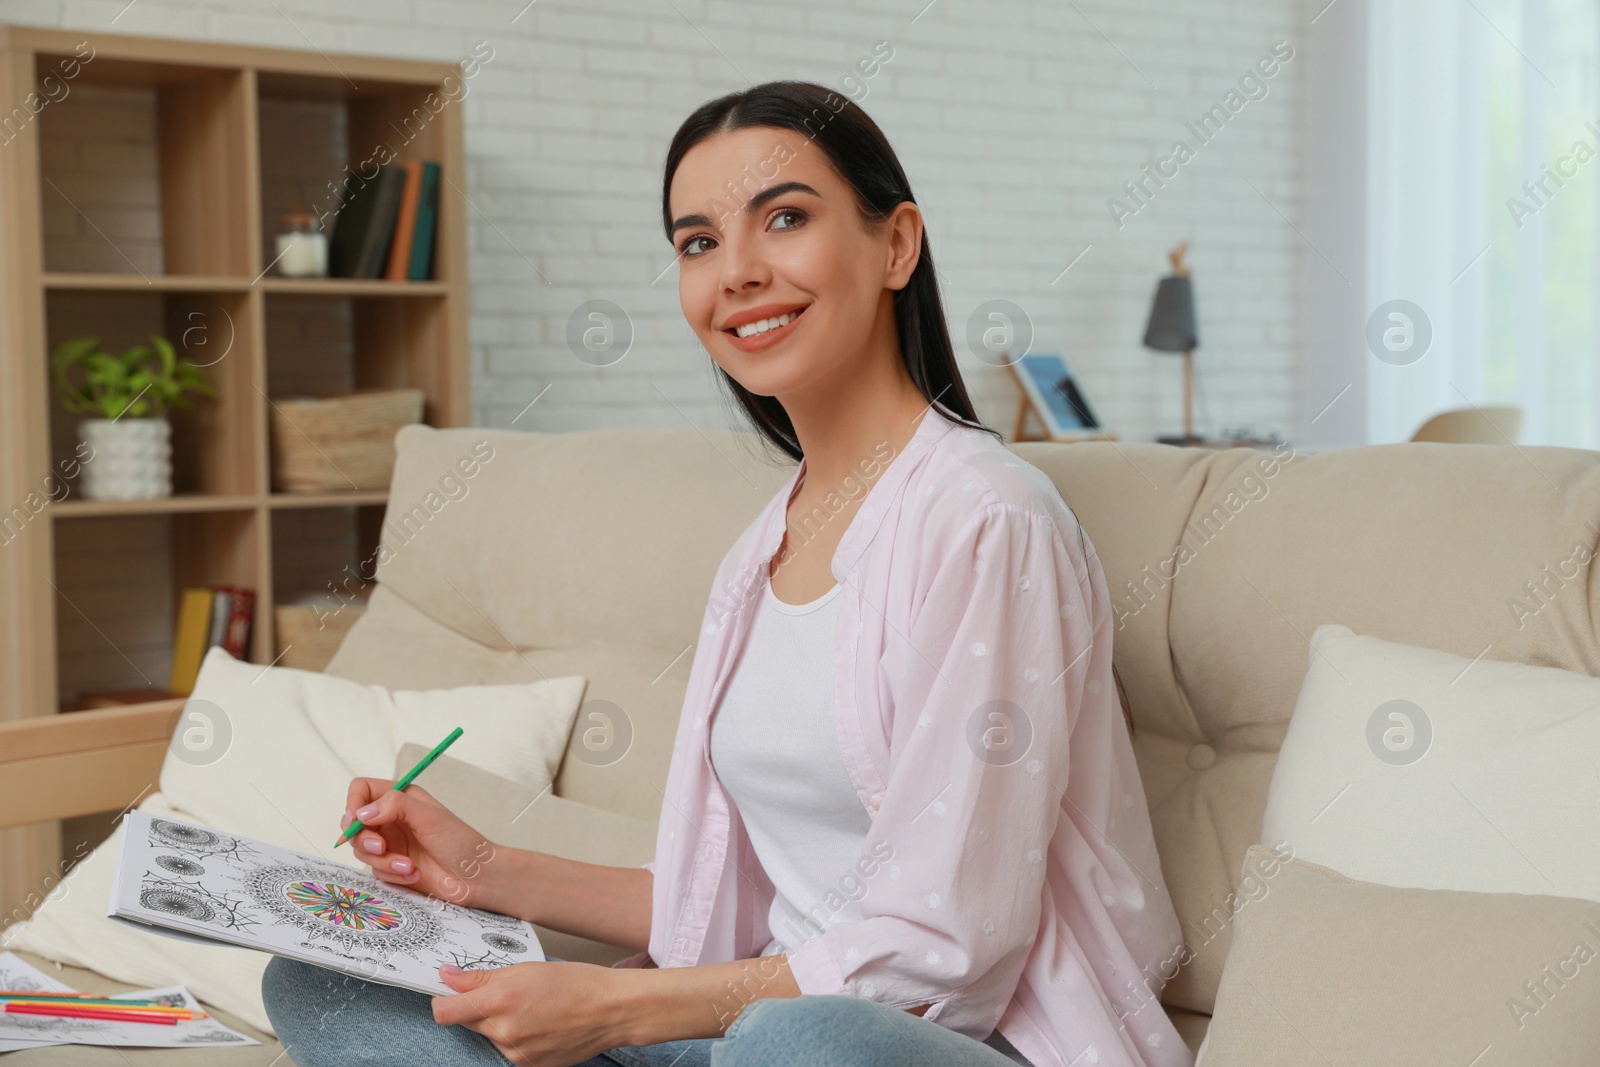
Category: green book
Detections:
[{"x1": 407, "y1": 161, "x2": 441, "y2": 281}]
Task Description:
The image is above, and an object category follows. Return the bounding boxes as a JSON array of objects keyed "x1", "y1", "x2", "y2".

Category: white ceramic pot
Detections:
[{"x1": 78, "y1": 417, "x2": 173, "y2": 501}]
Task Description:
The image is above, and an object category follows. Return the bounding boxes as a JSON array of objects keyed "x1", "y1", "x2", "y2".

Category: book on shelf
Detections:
[
  {"x1": 408, "y1": 161, "x2": 442, "y2": 281},
  {"x1": 206, "y1": 588, "x2": 232, "y2": 652},
  {"x1": 328, "y1": 159, "x2": 440, "y2": 280},
  {"x1": 383, "y1": 159, "x2": 425, "y2": 280},
  {"x1": 168, "y1": 586, "x2": 255, "y2": 696}
]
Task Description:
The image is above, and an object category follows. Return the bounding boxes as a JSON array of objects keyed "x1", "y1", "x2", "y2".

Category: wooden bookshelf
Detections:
[{"x1": 0, "y1": 25, "x2": 470, "y2": 923}]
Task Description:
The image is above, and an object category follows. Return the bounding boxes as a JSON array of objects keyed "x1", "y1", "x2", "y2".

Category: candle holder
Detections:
[{"x1": 274, "y1": 204, "x2": 328, "y2": 278}]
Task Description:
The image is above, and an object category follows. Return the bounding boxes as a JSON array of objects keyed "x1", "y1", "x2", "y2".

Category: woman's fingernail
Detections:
[
  {"x1": 356, "y1": 804, "x2": 379, "y2": 821},
  {"x1": 440, "y1": 964, "x2": 464, "y2": 975},
  {"x1": 363, "y1": 837, "x2": 384, "y2": 855},
  {"x1": 392, "y1": 858, "x2": 413, "y2": 875}
]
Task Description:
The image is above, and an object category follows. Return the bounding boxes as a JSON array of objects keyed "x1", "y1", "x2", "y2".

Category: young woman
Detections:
[{"x1": 263, "y1": 81, "x2": 1188, "y2": 1067}]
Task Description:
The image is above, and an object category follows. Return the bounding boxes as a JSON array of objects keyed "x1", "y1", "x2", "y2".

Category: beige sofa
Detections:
[{"x1": 10, "y1": 424, "x2": 1599, "y2": 1065}]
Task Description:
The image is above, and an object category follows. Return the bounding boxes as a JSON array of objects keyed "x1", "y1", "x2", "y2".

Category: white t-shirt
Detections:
[
  {"x1": 708, "y1": 578, "x2": 870, "y2": 956},
  {"x1": 706, "y1": 573, "x2": 1038, "y2": 1065}
]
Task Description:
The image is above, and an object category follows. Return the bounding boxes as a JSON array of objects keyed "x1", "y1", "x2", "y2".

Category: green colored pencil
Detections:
[{"x1": 333, "y1": 726, "x2": 463, "y2": 848}]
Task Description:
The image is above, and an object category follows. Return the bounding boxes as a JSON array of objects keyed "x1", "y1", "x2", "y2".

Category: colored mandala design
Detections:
[
  {"x1": 285, "y1": 881, "x2": 406, "y2": 931},
  {"x1": 244, "y1": 862, "x2": 442, "y2": 954}
]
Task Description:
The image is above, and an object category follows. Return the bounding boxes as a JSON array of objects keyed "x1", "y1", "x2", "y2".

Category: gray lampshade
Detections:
[{"x1": 1143, "y1": 275, "x2": 1198, "y2": 352}]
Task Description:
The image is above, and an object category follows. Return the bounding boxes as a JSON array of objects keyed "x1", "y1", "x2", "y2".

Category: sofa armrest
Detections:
[{"x1": 0, "y1": 701, "x2": 183, "y2": 829}]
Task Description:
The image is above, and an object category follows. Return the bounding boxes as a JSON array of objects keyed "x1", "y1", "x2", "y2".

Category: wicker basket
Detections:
[
  {"x1": 268, "y1": 388, "x2": 424, "y2": 492},
  {"x1": 274, "y1": 600, "x2": 366, "y2": 672}
]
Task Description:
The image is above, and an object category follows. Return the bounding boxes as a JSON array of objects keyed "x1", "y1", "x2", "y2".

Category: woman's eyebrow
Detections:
[{"x1": 669, "y1": 181, "x2": 821, "y2": 236}]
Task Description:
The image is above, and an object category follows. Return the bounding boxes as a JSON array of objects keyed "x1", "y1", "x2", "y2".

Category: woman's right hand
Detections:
[{"x1": 340, "y1": 778, "x2": 498, "y2": 908}]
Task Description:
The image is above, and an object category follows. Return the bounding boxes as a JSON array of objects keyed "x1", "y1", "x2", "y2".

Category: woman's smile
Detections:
[{"x1": 721, "y1": 302, "x2": 811, "y2": 352}]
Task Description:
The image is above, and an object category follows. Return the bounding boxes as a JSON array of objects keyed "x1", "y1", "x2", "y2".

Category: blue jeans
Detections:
[{"x1": 262, "y1": 955, "x2": 1034, "y2": 1066}]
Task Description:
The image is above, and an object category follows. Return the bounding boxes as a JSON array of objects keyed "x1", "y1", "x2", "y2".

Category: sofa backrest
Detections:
[{"x1": 328, "y1": 426, "x2": 1600, "y2": 1013}]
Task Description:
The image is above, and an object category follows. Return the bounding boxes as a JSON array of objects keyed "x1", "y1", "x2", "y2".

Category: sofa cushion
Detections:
[
  {"x1": 1016, "y1": 439, "x2": 1600, "y2": 1013},
  {"x1": 1200, "y1": 845, "x2": 1600, "y2": 1065},
  {"x1": 1263, "y1": 622, "x2": 1600, "y2": 898}
]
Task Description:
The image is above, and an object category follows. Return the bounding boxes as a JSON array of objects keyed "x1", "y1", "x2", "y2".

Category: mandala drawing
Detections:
[
  {"x1": 474, "y1": 909, "x2": 521, "y2": 929},
  {"x1": 481, "y1": 932, "x2": 529, "y2": 954},
  {"x1": 140, "y1": 884, "x2": 215, "y2": 923},
  {"x1": 285, "y1": 881, "x2": 406, "y2": 931},
  {"x1": 149, "y1": 820, "x2": 225, "y2": 850},
  {"x1": 245, "y1": 862, "x2": 443, "y2": 956},
  {"x1": 140, "y1": 873, "x2": 259, "y2": 932},
  {"x1": 155, "y1": 854, "x2": 206, "y2": 877},
  {"x1": 146, "y1": 819, "x2": 259, "y2": 866}
]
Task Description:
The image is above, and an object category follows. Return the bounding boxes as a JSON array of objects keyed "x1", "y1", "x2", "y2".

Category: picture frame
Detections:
[{"x1": 1004, "y1": 353, "x2": 1113, "y2": 443}]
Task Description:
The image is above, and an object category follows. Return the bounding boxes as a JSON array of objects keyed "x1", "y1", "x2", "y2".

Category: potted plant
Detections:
[{"x1": 51, "y1": 334, "x2": 217, "y2": 501}]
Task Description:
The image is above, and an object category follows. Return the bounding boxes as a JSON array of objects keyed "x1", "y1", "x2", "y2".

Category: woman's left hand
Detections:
[{"x1": 431, "y1": 960, "x2": 634, "y2": 1066}]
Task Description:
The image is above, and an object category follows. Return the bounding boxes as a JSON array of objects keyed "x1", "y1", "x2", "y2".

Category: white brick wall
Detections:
[{"x1": 15, "y1": 0, "x2": 1307, "y2": 443}]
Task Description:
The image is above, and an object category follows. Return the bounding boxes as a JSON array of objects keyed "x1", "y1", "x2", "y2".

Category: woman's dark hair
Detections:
[{"x1": 661, "y1": 80, "x2": 1001, "y2": 462}]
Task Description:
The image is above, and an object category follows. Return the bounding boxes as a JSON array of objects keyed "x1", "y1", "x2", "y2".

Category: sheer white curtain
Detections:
[{"x1": 1364, "y1": 0, "x2": 1598, "y2": 448}]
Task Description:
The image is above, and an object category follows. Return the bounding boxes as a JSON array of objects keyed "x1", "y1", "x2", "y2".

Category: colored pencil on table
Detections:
[
  {"x1": 0, "y1": 998, "x2": 203, "y2": 1018},
  {"x1": 334, "y1": 725, "x2": 464, "y2": 848},
  {"x1": 3, "y1": 1001, "x2": 195, "y2": 1017},
  {"x1": 0, "y1": 994, "x2": 162, "y2": 1005},
  {"x1": 2, "y1": 1003, "x2": 179, "y2": 1025}
]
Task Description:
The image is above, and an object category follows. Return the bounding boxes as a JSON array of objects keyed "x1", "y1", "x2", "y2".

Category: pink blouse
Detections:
[{"x1": 612, "y1": 410, "x2": 1191, "y2": 1067}]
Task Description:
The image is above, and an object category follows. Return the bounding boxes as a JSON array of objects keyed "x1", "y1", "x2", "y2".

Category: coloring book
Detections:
[{"x1": 108, "y1": 810, "x2": 545, "y2": 996}]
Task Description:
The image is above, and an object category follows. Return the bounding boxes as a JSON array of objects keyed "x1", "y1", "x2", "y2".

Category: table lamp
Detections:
[{"x1": 1144, "y1": 243, "x2": 1201, "y2": 446}]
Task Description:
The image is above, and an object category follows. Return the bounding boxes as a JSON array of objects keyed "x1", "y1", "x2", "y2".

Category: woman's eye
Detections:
[
  {"x1": 680, "y1": 234, "x2": 716, "y2": 257},
  {"x1": 770, "y1": 208, "x2": 806, "y2": 231}
]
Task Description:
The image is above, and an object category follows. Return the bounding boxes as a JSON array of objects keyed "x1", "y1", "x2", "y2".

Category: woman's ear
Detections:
[{"x1": 882, "y1": 201, "x2": 923, "y2": 291}]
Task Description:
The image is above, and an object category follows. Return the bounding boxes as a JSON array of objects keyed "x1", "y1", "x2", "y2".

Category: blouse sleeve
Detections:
[{"x1": 783, "y1": 500, "x2": 1097, "y2": 1034}]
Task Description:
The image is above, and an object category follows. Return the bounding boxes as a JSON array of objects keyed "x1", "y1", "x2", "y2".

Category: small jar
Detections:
[{"x1": 274, "y1": 205, "x2": 327, "y2": 277}]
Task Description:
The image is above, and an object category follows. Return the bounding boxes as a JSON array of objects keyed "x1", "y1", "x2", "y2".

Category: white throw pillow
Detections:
[
  {"x1": 1, "y1": 651, "x2": 586, "y2": 1034},
  {"x1": 162, "y1": 648, "x2": 584, "y2": 848},
  {"x1": 1261, "y1": 623, "x2": 1600, "y2": 900}
]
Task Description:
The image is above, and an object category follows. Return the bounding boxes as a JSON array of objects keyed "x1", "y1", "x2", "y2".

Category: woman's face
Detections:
[{"x1": 667, "y1": 125, "x2": 919, "y2": 400}]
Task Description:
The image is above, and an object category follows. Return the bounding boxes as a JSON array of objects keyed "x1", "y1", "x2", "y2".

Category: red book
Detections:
[
  {"x1": 225, "y1": 588, "x2": 254, "y2": 659},
  {"x1": 209, "y1": 586, "x2": 255, "y2": 659}
]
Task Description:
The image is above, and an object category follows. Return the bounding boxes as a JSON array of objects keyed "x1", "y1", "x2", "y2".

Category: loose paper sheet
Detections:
[
  {"x1": 110, "y1": 810, "x2": 544, "y2": 997},
  {"x1": 0, "y1": 951, "x2": 258, "y2": 1050}
]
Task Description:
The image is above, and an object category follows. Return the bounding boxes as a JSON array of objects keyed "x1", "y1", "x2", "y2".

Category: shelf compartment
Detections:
[
  {"x1": 44, "y1": 288, "x2": 263, "y2": 498},
  {"x1": 269, "y1": 502, "x2": 384, "y2": 671},
  {"x1": 256, "y1": 71, "x2": 452, "y2": 283},
  {"x1": 264, "y1": 291, "x2": 449, "y2": 424},
  {"x1": 52, "y1": 508, "x2": 264, "y2": 710},
  {"x1": 36, "y1": 53, "x2": 254, "y2": 277}
]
